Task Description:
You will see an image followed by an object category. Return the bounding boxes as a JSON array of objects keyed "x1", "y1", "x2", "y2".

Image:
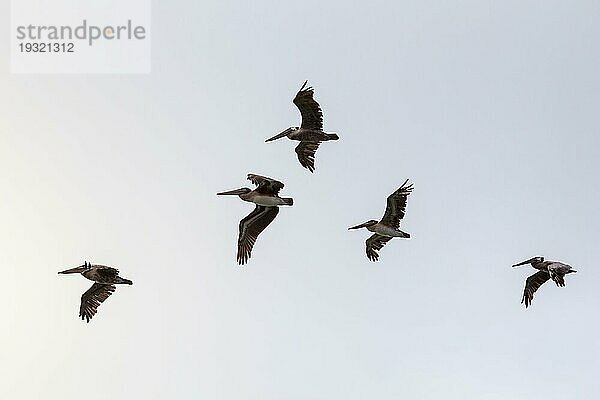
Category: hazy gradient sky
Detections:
[{"x1": 2, "y1": 1, "x2": 600, "y2": 399}]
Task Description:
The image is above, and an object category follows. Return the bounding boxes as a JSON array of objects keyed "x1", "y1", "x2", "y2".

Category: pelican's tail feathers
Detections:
[{"x1": 398, "y1": 230, "x2": 410, "y2": 239}]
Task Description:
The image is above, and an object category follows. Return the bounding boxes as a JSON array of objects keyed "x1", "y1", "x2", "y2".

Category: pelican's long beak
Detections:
[
  {"x1": 512, "y1": 258, "x2": 535, "y2": 267},
  {"x1": 265, "y1": 128, "x2": 292, "y2": 142},
  {"x1": 348, "y1": 222, "x2": 370, "y2": 230},
  {"x1": 217, "y1": 188, "x2": 247, "y2": 196},
  {"x1": 58, "y1": 266, "x2": 85, "y2": 274}
]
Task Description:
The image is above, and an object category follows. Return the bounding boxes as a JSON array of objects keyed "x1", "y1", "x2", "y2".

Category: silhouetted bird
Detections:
[
  {"x1": 59, "y1": 261, "x2": 132, "y2": 322},
  {"x1": 349, "y1": 179, "x2": 413, "y2": 261},
  {"x1": 218, "y1": 174, "x2": 293, "y2": 265},
  {"x1": 265, "y1": 80, "x2": 339, "y2": 172},
  {"x1": 512, "y1": 256, "x2": 577, "y2": 307}
]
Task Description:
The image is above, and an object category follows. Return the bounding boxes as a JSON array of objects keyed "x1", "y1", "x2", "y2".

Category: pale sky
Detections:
[{"x1": 1, "y1": 1, "x2": 599, "y2": 399}]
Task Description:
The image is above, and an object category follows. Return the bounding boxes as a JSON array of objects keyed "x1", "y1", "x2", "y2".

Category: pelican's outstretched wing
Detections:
[
  {"x1": 548, "y1": 263, "x2": 573, "y2": 287},
  {"x1": 365, "y1": 234, "x2": 392, "y2": 262},
  {"x1": 79, "y1": 283, "x2": 116, "y2": 322},
  {"x1": 522, "y1": 271, "x2": 550, "y2": 308},
  {"x1": 294, "y1": 141, "x2": 321, "y2": 173},
  {"x1": 381, "y1": 179, "x2": 413, "y2": 228},
  {"x1": 247, "y1": 174, "x2": 284, "y2": 195},
  {"x1": 237, "y1": 206, "x2": 279, "y2": 265},
  {"x1": 293, "y1": 81, "x2": 323, "y2": 131}
]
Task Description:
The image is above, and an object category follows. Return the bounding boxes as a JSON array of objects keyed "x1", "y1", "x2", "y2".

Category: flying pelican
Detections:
[
  {"x1": 512, "y1": 256, "x2": 577, "y2": 308},
  {"x1": 58, "y1": 261, "x2": 133, "y2": 322},
  {"x1": 265, "y1": 80, "x2": 339, "y2": 172},
  {"x1": 217, "y1": 174, "x2": 293, "y2": 265},
  {"x1": 348, "y1": 179, "x2": 413, "y2": 261}
]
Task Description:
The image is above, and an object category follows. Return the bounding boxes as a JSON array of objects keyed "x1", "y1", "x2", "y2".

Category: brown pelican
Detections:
[
  {"x1": 217, "y1": 174, "x2": 293, "y2": 265},
  {"x1": 265, "y1": 80, "x2": 339, "y2": 172},
  {"x1": 348, "y1": 179, "x2": 413, "y2": 261},
  {"x1": 512, "y1": 256, "x2": 577, "y2": 308},
  {"x1": 59, "y1": 261, "x2": 133, "y2": 322}
]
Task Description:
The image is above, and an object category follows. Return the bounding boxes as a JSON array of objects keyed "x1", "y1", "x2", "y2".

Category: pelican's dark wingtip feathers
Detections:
[{"x1": 236, "y1": 205, "x2": 280, "y2": 265}]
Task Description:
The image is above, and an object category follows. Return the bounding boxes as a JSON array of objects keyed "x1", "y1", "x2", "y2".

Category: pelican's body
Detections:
[
  {"x1": 512, "y1": 256, "x2": 577, "y2": 308},
  {"x1": 59, "y1": 261, "x2": 132, "y2": 322},
  {"x1": 218, "y1": 174, "x2": 293, "y2": 265},
  {"x1": 240, "y1": 193, "x2": 291, "y2": 207},
  {"x1": 349, "y1": 179, "x2": 413, "y2": 261},
  {"x1": 365, "y1": 223, "x2": 409, "y2": 238},
  {"x1": 281, "y1": 128, "x2": 336, "y2": 142},
  {"x1": 265, "y1": 81, "x2": 339, "y2": 172},
  {"x1": 218, "y1": 174, "x2": 293, "y2": 208}
]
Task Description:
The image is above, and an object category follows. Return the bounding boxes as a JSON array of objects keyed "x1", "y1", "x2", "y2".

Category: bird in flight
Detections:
[
  {"x1": 512, "y1": 256, "x2": 577, "y2": 308},
  {"x1": 349, "y1": 179, "x2": 413, "y2": 261},
  {"x1": 59, "y1": 261, "x2": 133, "y2": 323},
  {"x1": 218, "y1": 174, "x2": 293, "y2": 265},
  {"x1": 265, "y1": 80, "x2": 339, "y2": 172}
]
